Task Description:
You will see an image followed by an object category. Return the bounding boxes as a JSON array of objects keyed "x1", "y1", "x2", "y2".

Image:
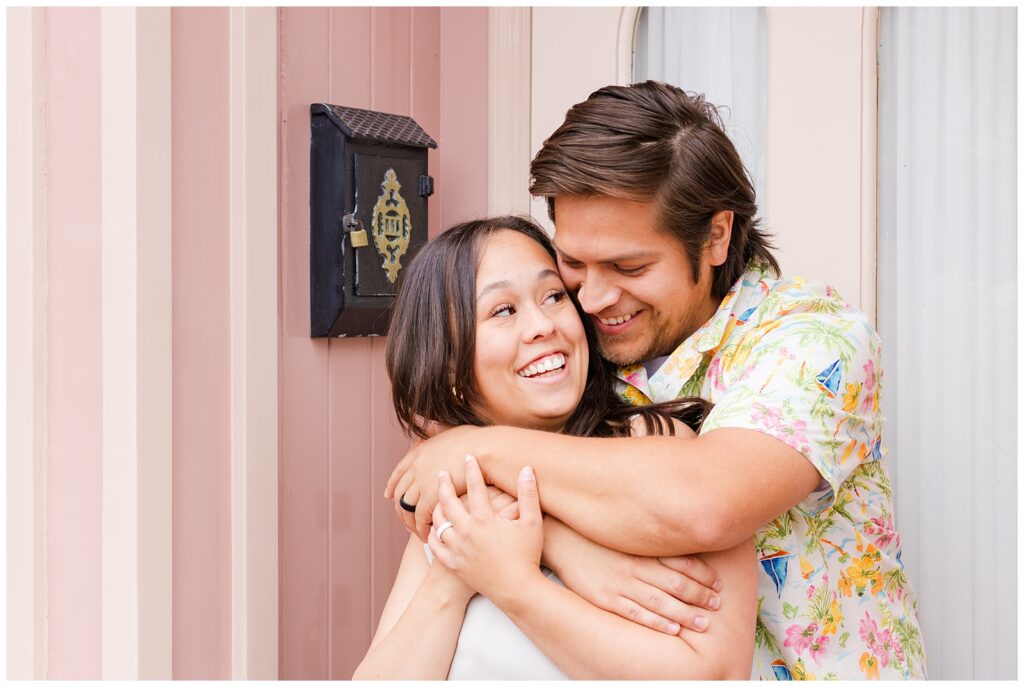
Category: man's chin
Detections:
[{"x1": 596, "y1": 336, "x2": 648, "y2": 367}]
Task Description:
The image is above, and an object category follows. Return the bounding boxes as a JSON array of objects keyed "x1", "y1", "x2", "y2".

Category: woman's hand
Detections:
[{"x1": 428, "y1": 455, "x2": 543, "y2": 600}]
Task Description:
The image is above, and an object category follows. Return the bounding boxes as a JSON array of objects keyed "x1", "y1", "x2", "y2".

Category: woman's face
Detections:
[{"x1": 472, "y1": 230, "x2": 589, "y2": 431}]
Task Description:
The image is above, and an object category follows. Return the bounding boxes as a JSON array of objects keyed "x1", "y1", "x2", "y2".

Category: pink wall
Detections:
[
  {"x1": 45, "y1": 8, "x2": 103, "y2": 678},
  {"x1": 27, "y1": 7, "x2": 490, "y2": 678},
  {"x1": 170, "y1": 8, "x2": 232, "y2": 679},
  {"x1": 277, "y1": 7, "x2": 490, "y2": 678},
  {"x1": 439, "y1": 8, "x2": 490, "y2": 228}
]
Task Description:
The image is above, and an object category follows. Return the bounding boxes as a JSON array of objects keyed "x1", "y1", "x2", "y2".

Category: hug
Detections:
[{"x1": 355, "y1": 80, "x2": 925, "y2": 680}]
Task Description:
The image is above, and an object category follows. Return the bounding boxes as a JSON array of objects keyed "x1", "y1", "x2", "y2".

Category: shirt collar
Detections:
[{"x1": 615, "y1": 262, "x2": 773, "y2": 401}]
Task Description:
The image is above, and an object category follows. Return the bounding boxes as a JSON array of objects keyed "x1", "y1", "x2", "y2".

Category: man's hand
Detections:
[
  {"x1": 543, "y1": 516, "x2": 723, "y2": 634},
  {"x1": 385, "y1": 426, "x2": 488, "y2": 540}
]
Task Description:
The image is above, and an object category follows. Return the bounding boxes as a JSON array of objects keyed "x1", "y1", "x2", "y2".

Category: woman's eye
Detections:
[
  {"x1": 490, "y1": 303, "x2": 515, "y2": 318},
  {"x1": 543, "y1": 289, "x2": 567, "y2": 305}
]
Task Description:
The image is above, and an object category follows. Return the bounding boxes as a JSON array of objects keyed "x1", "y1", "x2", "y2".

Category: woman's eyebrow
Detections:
[{"x1": 476, "y1": 269, "x2": 561, "y2": 301}]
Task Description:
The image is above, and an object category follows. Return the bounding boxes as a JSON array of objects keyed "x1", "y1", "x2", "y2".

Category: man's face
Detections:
[{"x1": 552, "y1": 195, "x2": 724, "y2": 366}]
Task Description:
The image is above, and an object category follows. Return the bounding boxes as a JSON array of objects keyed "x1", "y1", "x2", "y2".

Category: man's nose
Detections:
[{"x1": 576, "y1": 274, "x2": 621, "y2": 315}]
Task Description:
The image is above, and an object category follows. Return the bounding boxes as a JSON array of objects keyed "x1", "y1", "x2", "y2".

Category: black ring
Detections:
[{"x1": 399, "y1": 494, "x2": 417, "y2": 513}]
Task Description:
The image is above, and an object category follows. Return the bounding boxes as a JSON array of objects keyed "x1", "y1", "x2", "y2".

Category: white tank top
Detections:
[{"x1": 423, "y1": 545, "x2": 568, "y2": 680}]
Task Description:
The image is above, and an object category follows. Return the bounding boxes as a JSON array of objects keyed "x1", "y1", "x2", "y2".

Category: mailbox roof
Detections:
[{"x1": 315, "y1": 104, "x2": 437, "y2": 149}]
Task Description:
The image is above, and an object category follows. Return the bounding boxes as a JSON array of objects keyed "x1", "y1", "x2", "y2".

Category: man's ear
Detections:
[{"x1": 706, "y1": 210, "x2": 733, "y2": 267}]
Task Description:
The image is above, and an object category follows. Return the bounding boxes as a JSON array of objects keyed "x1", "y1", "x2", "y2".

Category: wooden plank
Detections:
[
  {"x1": 170, "y1": 8, "x2": 232, "y2": 679},
  {"x1": 45, "y1": 8, "x2": 104, "y2": 678},
  {"x1": 326, "y1": 6, "x2": 374, "y2": 679},
  {"x1": 277, "y1": 7, "x2": 332, "y2": 679}
]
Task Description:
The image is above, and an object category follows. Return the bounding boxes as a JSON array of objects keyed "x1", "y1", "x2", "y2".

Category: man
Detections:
[{"x1": 386, "y1": 81, "x2": 925, "y2": 679}]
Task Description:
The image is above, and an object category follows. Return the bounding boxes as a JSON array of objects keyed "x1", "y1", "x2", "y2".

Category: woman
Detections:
[{"x1": 353, "y1": 217, "x2": 756, "y2": 679}]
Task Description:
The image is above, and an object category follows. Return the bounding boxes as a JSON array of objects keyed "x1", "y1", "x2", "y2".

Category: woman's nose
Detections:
[{"x1": 522, "y1": 305, "x2": 556, "y2": 341}]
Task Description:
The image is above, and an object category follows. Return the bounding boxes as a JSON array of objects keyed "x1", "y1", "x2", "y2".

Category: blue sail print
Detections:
[
  {"x1": 737, "y1": 305, "x2": 758, "y2": 325},
  {"x1": 815, "y1": 359, "x2": 843, "y2": 398},
  {"x1": 771, "y1": 659, "x2": 793, "y2": 681},
  {"x1": 760, "y1": 551, "x2": 790, "y2": 597}
]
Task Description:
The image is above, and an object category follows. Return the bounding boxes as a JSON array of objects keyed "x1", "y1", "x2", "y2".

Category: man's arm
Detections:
[{"x1": 386, "y1": 425, "x2": 820, "y2": 555}]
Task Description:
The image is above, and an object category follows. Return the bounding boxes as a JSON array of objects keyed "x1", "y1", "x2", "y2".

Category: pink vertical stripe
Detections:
[
  {"x1": 411, "y1": 8, "x2": 442, "y2": 240},
  {"x1": 366, "y1": 7, "x2": 416, "y2": 662},
  {"x1": 440, "y1": 8, "x2": 490, "y2": 226},
  {"x1": 45, "y1": 8, "x2": 103, "y2": 678},
  {"x1": 170, "y1": 8, "x2": 232, "y2": 679},
  {"x1": 325, "y1": 6, "x2": 375, "y2": 679},
  {"x1": 278, "y1": 7, "x2": 331, "y2": 679}
]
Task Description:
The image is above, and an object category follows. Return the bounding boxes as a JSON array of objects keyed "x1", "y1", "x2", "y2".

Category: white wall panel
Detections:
[{"x1": 877, "y1": 7, "x2": 1017, "y2": 680}]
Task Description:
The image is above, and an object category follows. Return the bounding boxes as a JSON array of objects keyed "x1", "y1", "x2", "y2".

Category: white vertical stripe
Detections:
[
  {"x1": 99, "y1": 6, "x2": 172, "y2": 679},
  {"x1": 228, "y1": 7, "x2": 279, "y2": 680},
  {"x1": 488, "y1": 7, "x2": 532, "y2": 217},
  {"x1": 6, "y1": 6, "x2": 49, "y2": 679},
  {"x1": 877, "y1": 7, "x2": 1017, "y2": 680}
]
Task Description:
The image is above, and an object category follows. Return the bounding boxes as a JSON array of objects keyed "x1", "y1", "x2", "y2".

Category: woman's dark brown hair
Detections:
[
  {"x1": 530, "y1": 80, "x2": 780, "y2": 299},
  {"x1": 385, "y1": 216, "x2": 710, "y2": 440}
]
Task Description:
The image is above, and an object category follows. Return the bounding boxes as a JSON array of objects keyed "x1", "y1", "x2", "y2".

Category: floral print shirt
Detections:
[{"x1": 615, "y1": 263, "x2": 926, "y2": 680}]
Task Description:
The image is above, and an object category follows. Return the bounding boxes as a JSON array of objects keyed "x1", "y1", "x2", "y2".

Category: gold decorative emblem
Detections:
[{"x1": 371, "y1": 168, "x2": 412, "y2": 283}]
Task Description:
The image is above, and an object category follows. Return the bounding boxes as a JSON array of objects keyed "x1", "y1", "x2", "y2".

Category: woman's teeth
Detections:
[
  {"x1": 517, "y1": 353, "x2": 566, "y2": 378},
  {"x1": 599, "y1": 312, "x2": 635, "y2": 326}
]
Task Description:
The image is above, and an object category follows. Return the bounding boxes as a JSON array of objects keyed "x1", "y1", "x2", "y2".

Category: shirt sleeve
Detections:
[{"x1": 699, "y1": 308, "x2": 883, "y2": 514}]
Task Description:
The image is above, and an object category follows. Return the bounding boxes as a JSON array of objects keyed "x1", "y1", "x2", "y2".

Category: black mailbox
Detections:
[{"x1": 310, "y1": 103, "x2": 436, "y2": 337}]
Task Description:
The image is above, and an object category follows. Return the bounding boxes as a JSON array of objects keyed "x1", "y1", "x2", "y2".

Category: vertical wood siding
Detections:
[
  {"x1": 278, "y1": 8, "x2": 488, "y2": 678},
  {"x1": 170, "y1": 8, "x2": 233, "y2": 678},
  {"x1": 45, "y1": 8, "x2": 103, "y2": 678}
]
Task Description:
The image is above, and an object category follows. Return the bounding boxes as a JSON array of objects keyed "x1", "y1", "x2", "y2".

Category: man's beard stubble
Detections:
[{"x1": 594, "y1": 315, "x2": 695, "y2": 367}]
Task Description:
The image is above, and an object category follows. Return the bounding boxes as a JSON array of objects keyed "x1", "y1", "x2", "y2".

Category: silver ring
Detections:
[{"x1": 436, "y1": 521, "x2": 454, "y2": 542}]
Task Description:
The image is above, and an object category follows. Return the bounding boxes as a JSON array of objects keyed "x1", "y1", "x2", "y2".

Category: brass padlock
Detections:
[
  {"x1": 343, "y1": 213, "x2": 368, "y2": 248},
  {"x1": 350, "y1": 228, "x2": 368, "y2": 247}
]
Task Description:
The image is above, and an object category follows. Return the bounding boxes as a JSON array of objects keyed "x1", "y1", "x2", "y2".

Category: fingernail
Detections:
[
  {"x1": 464, "y1": 454, "x2": 475, "y2": 464},
  {"x1": 709, "y1": 597, "x2": 720, "y2": 610},
  {"x1": 521, "y1": 466, "x2": 535, "y2": 480},
  {"x1": 439, "y1": 470, "x2": 449, "y2": 480},
  {"x1": 667, "y1": 622, "x2": 680, "y2": 634},
  {"x1": 713, "y1": 580, "x2": 723, "y2": 592},
  {"x1": 694, "y1": 616, "x2": 709, "y2": 631}
]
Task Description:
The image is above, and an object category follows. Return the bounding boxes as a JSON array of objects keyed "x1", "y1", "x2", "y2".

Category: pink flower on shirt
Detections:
[
  {"x1": 784, "y1": 622, "x2": 818, "y2": 655},
  {"x1": 808, "y1": 634, "x2": 831, "y2": 665},
  {"x1": 863, "y1": 359, "x2": 876, "y2": 390},
  {"x1": 872, "y1": 629, "x2": 897, "y2": 667},
  {"x1": 752, "y1": 403, "x2": 782, "y2": 430},
  {"x1": 859, "y1": 611, "x2": 879, "y2": 648}
]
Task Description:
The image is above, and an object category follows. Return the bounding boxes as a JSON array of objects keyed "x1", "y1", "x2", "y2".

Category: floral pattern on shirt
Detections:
[{"x1": 615, "y1": 263, "x2": 926, "y2": 680}]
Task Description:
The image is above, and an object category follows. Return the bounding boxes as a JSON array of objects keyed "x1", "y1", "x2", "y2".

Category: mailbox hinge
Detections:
[{"x1": 418, "y1": 175, "x2": 434, "y2": 198}]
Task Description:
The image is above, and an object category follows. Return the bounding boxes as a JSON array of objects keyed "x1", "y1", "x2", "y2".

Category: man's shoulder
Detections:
[{"x1": 749, "y1": 273, "x2": 876, "y2": 334}]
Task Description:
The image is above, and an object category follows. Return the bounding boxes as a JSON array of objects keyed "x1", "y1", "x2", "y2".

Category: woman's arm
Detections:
[
  {"x1": 432, "y1": 457, "x2": 757, "y2": 680},
  {"x1": 352, "y1": 534, "x2": 473, "y2": 680}
]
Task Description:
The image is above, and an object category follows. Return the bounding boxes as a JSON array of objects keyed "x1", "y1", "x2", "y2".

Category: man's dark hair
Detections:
[
  {"x1": 529, "y1": 80, "x2": 780, "y2": 298},
  {"x1": 385, "y1": 215, "x2": 710, "y2": 440}
]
